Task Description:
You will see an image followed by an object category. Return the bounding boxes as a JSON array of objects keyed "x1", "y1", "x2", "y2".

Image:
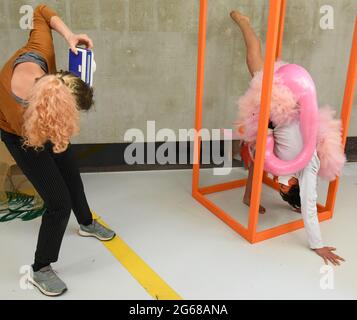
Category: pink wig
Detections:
[
  {"x1": 23, "y1": 75, "x2": 79, "y2": 153},
  {"x1": 317, "y1": 106, "x2": 346, "y2": 181}
]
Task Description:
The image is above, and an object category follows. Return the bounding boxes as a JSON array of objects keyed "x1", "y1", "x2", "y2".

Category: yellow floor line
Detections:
[{"x1": 93, "y1": 212, "x2": 183, "y2": 300}]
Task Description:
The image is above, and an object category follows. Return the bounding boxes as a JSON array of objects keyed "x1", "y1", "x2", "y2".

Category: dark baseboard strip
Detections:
[
  {"x1": 73, "y1": 137, "x2": 357, "y2": 173},
  {"x1": 345, "y1": 136, "x2": 357, "y2": 162}
]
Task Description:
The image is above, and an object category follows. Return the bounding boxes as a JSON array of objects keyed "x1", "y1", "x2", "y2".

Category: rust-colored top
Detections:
[{"x1": 0, "y1": 4, "x2": 58, "y2": 136}]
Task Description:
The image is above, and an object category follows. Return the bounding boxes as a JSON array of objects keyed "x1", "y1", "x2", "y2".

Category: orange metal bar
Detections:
[
  {"x1": 261, "y1": 0, "x2": 285, "y2": 180},
  {"x1": 253, "y1": 211, "x2": 331, "y2": 243},
  {"x1": 247, "y1": 0, "x2": 283, "y2": 242},
  {"x1": 199, "y1": 179, "x2": 247, "y2": 195},
  {"x1": 317, "y1": 204, "x2": 327, "y2": 213},
  {"x1": 325, "y1": 17, "x2": 357, "y2": 215},
  {"x1": 193, "y1": 192, "x2": 250, "y2": 241},
  {"x1": 263, "y1": 174, "x2": 280, "y2": 190},
  {"x1": 192, "y1": 0, "x2": 352, "y2": 245},
  {"x1": 192, "y1": 0, "x2": 208, "y2": 194},
  {"x1": 275, "y1": 0, "x2": 286, "y2": 59},
  {"x1": 264, "y1": 0, "x2": 285, "y2": 170}
]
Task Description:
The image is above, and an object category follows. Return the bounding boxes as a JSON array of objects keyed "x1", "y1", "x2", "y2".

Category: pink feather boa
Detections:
[
  {"x1": 235, "y1": 61, "x2": 346, "y2": 181},
  {"x1": 317, "y1": 106, "x2": 346, "y2": 180}
]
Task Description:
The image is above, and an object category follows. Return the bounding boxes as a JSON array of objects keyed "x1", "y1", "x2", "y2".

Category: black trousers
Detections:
[{"x1": 1, "y1": 129, "x2": 92, "y2": 265}]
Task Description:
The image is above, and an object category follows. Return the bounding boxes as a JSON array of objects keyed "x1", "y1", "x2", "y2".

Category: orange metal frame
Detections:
[{"x1": 192, "y1": 0, "x2": 357, "y2": 244}]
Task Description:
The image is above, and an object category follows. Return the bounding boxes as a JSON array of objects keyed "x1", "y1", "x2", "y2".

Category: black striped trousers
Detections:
[{"x1": 1, "y1": 129, "x2": 92, "y2": 265}]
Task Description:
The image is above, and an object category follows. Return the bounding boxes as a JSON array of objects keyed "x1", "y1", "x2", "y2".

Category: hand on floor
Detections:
[{"x1": 314, "y1": 247, "x2": 345, "y2": 266}]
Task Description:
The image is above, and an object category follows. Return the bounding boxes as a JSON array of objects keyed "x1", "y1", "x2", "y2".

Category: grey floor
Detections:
[{"x1": 1, "y1": 164, "x2": 356, "y2": 300}]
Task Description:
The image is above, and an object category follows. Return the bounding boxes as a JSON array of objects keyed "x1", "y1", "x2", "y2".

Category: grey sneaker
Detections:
[
  {"x1": 78, "y1": 220, "x2": 116, "y2": 241},
  {"x1": 28, "y1": 266, "x2": 67, "y2": 297}
]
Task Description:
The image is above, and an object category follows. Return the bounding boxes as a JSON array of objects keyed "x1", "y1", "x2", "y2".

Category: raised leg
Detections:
[
  {"x1": 230, "y1": 11, "x2": 264, "y2": 76},
  {"x1": 231, "y1": 11, "x2": 266, "y2": 214}
]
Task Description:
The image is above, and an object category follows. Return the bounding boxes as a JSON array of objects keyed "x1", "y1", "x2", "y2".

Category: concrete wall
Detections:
[{"x1": 0, "y1": 0, "x2": 356, "y2": 143}]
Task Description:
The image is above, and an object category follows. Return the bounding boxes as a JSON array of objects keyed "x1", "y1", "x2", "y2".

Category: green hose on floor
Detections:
[{"x1": 0, "y1": 192, "x2": 46, "y2": 222}]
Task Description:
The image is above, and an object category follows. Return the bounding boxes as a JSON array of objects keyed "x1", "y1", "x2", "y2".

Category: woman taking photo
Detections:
[{"x1": 0, "y1": 4, "x2": 115, "y2": 297}]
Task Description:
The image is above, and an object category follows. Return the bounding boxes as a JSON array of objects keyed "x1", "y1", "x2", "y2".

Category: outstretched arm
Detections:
[
  {"x1": 26, "y1": 5, "x2": 93, "y2": 55},
  {"x1": 50, "y1": 16, "x2": 93, "y2": 54},
  {"x1": 297, "y1": 153, "x2": 345, "y2": 266}
]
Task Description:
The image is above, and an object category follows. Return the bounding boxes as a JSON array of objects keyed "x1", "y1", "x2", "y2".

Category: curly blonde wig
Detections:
[{"x1": 23, "y1": 75, "x2": 80, "y2": 153}]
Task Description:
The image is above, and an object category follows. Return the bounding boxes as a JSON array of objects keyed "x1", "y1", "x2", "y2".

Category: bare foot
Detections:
[
  {"x1": 230, "y1": 10, "x2": 250, "y2": 25},
  {"x1": 243, "y1": 197, "x2": 266, "y2": 214}
]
